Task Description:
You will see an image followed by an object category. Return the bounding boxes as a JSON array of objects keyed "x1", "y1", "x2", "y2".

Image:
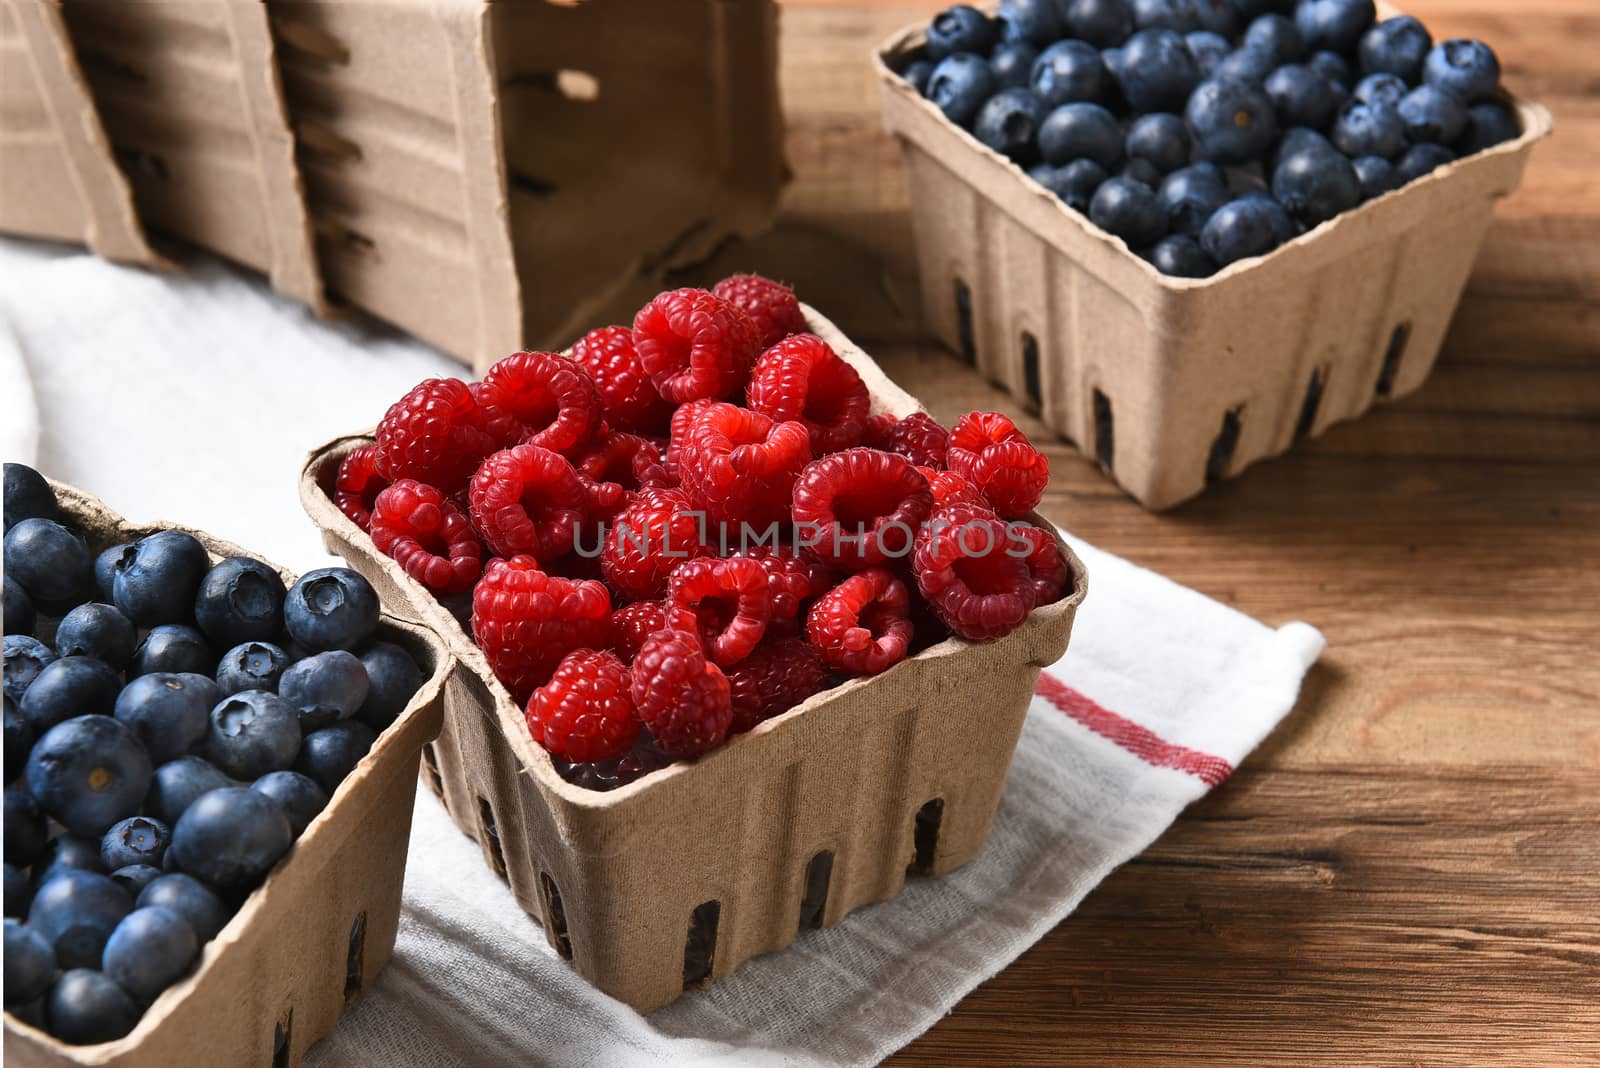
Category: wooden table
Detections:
[{"x1": 679, "y1": 2, "x2": 1600, "y2": 1062}]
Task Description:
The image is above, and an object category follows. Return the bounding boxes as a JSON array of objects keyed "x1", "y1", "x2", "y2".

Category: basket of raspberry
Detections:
[
  {"x1": 299, "y1": 273, "x2": 1087, "y2": 1012},
  {"x1": 3, "y1": 468, "x2": 449, "y2": 1066},
  {"x1": 876, "y1": 1, "x2": 1551, "y2": 510}
]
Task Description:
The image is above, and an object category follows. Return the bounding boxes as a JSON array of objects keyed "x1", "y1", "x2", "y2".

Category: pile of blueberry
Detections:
[
  {"x1": 3, "y1": 464, "x2": 424, "y2": 1045},
  {"x1": 902, "y1": 0, "x2": 1519, "y2": 275}
]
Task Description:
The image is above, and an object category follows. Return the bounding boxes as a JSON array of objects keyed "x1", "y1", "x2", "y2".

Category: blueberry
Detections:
[
  {"x1": 108, "y1": 865, "x2": 162, "y2": 899},
  {"x1": 1353, "y1": 72, "x2": 1407, "y2": 109},
  {"x1": 100, "y1": 816, "x2": 170, "y2": 871},
  {"x1": 1307, "y1": 49, "x2": 1352, "y2": 90},
  {"x1": 118, "y1": 673, "x2": 216, "y2": 764},
  {"x1": 995, "y1": 0, "x2": 1064, "y2": 46},
  {"x1": 1331, "y1": 99, "x2": 1407, "y2": 159},
  {"x1": 1029, "y1": 158, "x2": 1109, "y2": 213},
  {"x1": 3, "y1": 574, "x2": 33, "y2": 636},
  {"x1": 973, "y1": 87, "x2": 1048, "y2": 161},
  {"x1": 1149, "y1": 233, "x2": 1218, "y2": 276},
  {"x1": 1271, "y1": 132, "x2": 1361, "y2": 225},
  {"x1": 27, "y1": 868, "x2": 132, "y2": 968},
  {"x1": 1186, "y1": 78, "x2": 1278, "y2": 164},
  {"x1": 4, "y1": 919, "x2": 55, "y2": 1004},
  {"x1": 145, "y1": 756, "x2": 234, "y2": 826},
  {"x1": 1397, "y1": 85, "x2": 1466, "y2": 144},
  {"x1": 1188, "y1": 0, "x2": 1239, "y2": 37},
  {"x1": 1264, "y1": 64, "x2": 1342, "y2": 130},
  {"x1": 93, "y1": 543, "x2": 130, "y2": 601},
  {"x1": 214, "y1": 640, "x2": 290, "y2": 697},
  {"x1": 1200, "y1": 194, "x2": 1290, "y2": 265},
  {"x1": 1031, "y1": 40, "x2": 1105, "y2": 108},
  {"x1": 1066, "y1": 0, "x2": 1134, "y2": 47},
  {"x1": 170, "y1": 787, "x2": 292, "y2": 890},
  {"x1": 4, "y1": 862, "x2": 28, "y2": 916},
  {"x1": 131, "y1": 624, "x2": 214, "y2": 678},
  {"x1": 4, "y1": 518, "x2": 93, "y2": 612},
  {"x1": 4, "y1": 696, "x2": 31, "y2": 782},
  {"x1": 1294, "y1": 0, "x2": 1374, "y2": 55},
  {"x1": 1456, "y1": 102, "x2": 1519, "y2": 155},
  {"x1": 102, "y1": 905, "x2": 198, "y2": 1001},
  {"x1": 1038, "y1": 102, "x2": 1124, "y2": 168},
  {"x1": 294, "y1": 721, "x2": 376, "y2": 795},
  {"x1": 204, "y1": 690, "x2": 301, "y2": 780},
  {"x1": 1089, "y1": 176, "x2": 1169, "y2": 246},
  {"x1": 1119, "y1": 156, "x2": 1164, "y2": 189},
  {"x1": 1229, "y1": 0, "x2": 1292, "y2": 18},
  {"x1": 1243, "y1": 13, "x2": 1302, "y2": 63},
  {"x1": 25, "y1": 716, "x2": 152, "y2": 837},
  {"x1": 987, "y1": 40, "x2": 1039, "y2": 90},
  {"x1": 32, "y1": 834, "x2": 106, "y2": 885},
  {"x1": 1395, "y1": 142, "x2": 1456, "y2": 184},
  {"x1": 54, "y1": 602, "x2": 137, "y2": 670},
  {"x1": 251, "y1": 770, "x2": 328, "y2": 838},
  {"x1": 278, "y1": 650, "x2": 369, "y2": 732},
  {"x1": 285, "y1": 569, "x2": 380, "y2": 654},
  {"x1": 1125, "y1": 113, "x2": 1191, "y2": 173},
  {"x1": 927, "y1": 5, "x2": 997, "y2": 60},
  {"x1": 4, "y1": 633, "x2": 55, "y2": 704},
  {"x1": 355, "y1": 641, "x2": 424, "y2": 733},
  {"x1": 1131, "y1": 0, "x2": 1199, "y2": 32},
  {"x1": 1351, "y1": 154, "x2": 1400, "y2": 197},
  {"x1": 1185, "y1": 30, "x2": 1231, "y2": 74},
  {"x1": 3, "y1": 463, "x2": 56, "y2": 532},
  {"x1": 1116, "y1": 29, "x2": 1199, "y2": 113},
  {"x1": 1211, "y1": 46, "x2": 1277, "y2": 85},
  {"x1": 21, "y1": 656, "x2": 122, "y2": 735},
  {"x1": 46, "y1": 968, "x2": 140, "y2": 1044},
  {"x1": 1159, "y1": 162, "x2": 1231, "y2": 235},
  {"x1": 4, "y1": 787, "x2": 47, "y2": 866},
  {"x1": 1424, "y1": 39, "x2": 1499, "y2": 103},
  {"x1": 111, "y1": 531, "x2": 210, "y2": 627},
  {"x1": 136, "y1": 874, "x2": 228, "y2": 942},
  {"x1": 903, "y1": 58, "x2": 936, "y2": 95},
  {"x1": 1358, "y1": 15, "x2": 1430, "y2": 81}
]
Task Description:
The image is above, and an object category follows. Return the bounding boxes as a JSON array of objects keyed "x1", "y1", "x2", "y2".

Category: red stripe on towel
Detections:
[{"x1": 1035, "y1": 673, "x2": 1234, "y2": 787}]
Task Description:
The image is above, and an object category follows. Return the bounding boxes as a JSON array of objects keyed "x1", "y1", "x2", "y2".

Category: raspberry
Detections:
[
  {"x1": 912, "y1": 503, "x2": 1036, "y2": 641},
  {"x1": 477, "y1": 351, "x2": 603, "y2": 456},
  {"x1": 471, "y1": 556, "x2": 611, "y2": 700},
  {"x1": 887, "y1": 412, "x2": 949, "y2": 468},
  {"x1": 526, "y1": 649, "x2": 639, "y2": 763},
  {"x1": 468, "y1": 444, "x2": 588, "y2": 561},
  {"x1": 805, "y1": 568, "x2": 914, "y2": 675},
  {"x1": 745, "y1": 333, "x2": 870, "y2": 454},
  {"x1": 571, "y1": 325, "x2": 672, "y2": 435},
  {"x1": 947, "y1": 411, "x2": 1050, "y2": 517},
  {"x1": 1013, "y1": 523, "x2": 1071, "y2": 606},
  {"x1": 726, "y1": 637, "x2": 829, "y2": 733},
  {"x1": 375, "y1": 377, "x2": 499, "y2": 490},
  {"x1": 607, "y1": 599, "x2": 698, "y2": 662},
  {"x1": 712, "y1": 273, "x2": 808, "y2": 349},
  {"x1": 369, "y1": 479, "x2": 483, "y2": 596},
  {"x1": 574, "y1": 433, "x2": 669, "y2": 496},
  {"x1": 334, "y1": 444, "x2": 389, "y2": 531},
  {"x1": 666, "y1": 398, "x2": 720, "y2": 469},
  {"x1": 791, "y1": 449, "x2": 933, "y2": 570},
  {"x1": 735, "y1": 544, "x2": 833, "y2": 623},
  {"x1": 469, "y1": 381, "x2": 523, "y2": 448},
  {"x1": 668, "y1": 556, "x2": 774, "y2": 667},
  {"x1": 917, "y1": 465, "x2": 990, "y2": 510},
  {"x1": 632, "y1": 288, "x2": 760, "y2": 404},
  {"x1": 861, "y1": 411, "x2": 898, "y2": 449},
  {"x1": 678, "y1": 402, "x2": 812, "y2": 531},
  {"x1": 630, "y1": 628, "x2": 732, "y2": 757},
  {"x1": 601, "y1": 486, "x2": 713, "y2": 600}
]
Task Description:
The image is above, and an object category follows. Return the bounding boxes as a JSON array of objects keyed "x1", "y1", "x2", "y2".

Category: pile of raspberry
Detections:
[{"x1": 336, "y1": 274, "x2": 1070, "y2": 790}]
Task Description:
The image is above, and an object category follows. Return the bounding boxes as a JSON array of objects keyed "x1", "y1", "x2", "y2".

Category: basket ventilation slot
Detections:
[
  {"x1": 684, "y1": 901, "x2": 720, "y2": 989},
  {"x1": 1296, "y1": 368, "x2": 1327, "y2": 439},
  {"x1": 1021, "y1": 332, "x2": 1042, "y2": 411},
  {"x1": 539, "y1": 872, "x2": 572, "y2": 961},
  {"x1": 1375, "y1": 321, "x2": 1411, "y2": 398},
  {"x1": 909, "y1": 798, "x2": 944, "y2": 876},
  {"x1": 954, "y1": 279, "x2": 976, "y2": 366},
  {"x1": 477, "y1": 796, "x2": 507, "y2": 878},
  {"x1": 272, "y1": 1008, "x2": 293, "y2": 1068},
  {"x1": 798, "y1": 850, "x2": 834, "y2": 933},
  {"x1": 344, "y1": 912, "x2": 367, "y2": 1003},
  {"x1": 1205, "y1": 406, "x2": 1244, "y2": 483},
  {"x1": 1092, "y1": 389, "x2": 1114, "y2": 471}
]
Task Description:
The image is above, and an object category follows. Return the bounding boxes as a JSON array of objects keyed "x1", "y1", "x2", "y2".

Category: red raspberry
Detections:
[
  {"x1": 335, "y1": 444, "x2": 389, "y2": 531},
  {"x1": 601, "y1": 486, "x2": 713, "y2": 601},
  {"x1": 734, "y1": 544, "x2": 833, "y2": 623},
  {"x1": 725, "y1": 637, "x2": 829, "y2": 733},
  {"x1": 861, "y1": 411, "x2": 898, "y2": 449},
  {"x1": 468, "y1": 444, "x2": 587, "y2": 561},
  {"x1": 607, "y1": 599, "x2": 698, "y2": 662},
  {"x1": 678, "y1": 402, "x2": 811, "y2": 530},
  {"x1": 887, "y1": 411, "x2": 949, "y2": 468},
  {"x1": 746, "y1": 333, "x2": 870, "y2": 455},
  {"x1": 912, "y1": 503, "x2": 1036, "y2": 641},
  {"x1": 472, "y1": 556, "x2": 611, "y2": 700},
  {"x1": 947, "y1": 411, "x2": 1050, "y2": 517},
  {"x1": 791, "y1": 449, "x2": 933, "y2": 570},
  {"x1": 630, "y1": 628, "x2": 732, "y2": 758},
  {"x1": 712, "y1": 273, "x2": 808, "y2": 349},
  {"x1": 571, "y1": 325, "x2": 672, "y2": 436},
  {"x1": 375, "y1": 378, "x2": 499, "y2": 491},
  {"x1": 917, "y1": 465, "x2": 989, "y2": 510},
  {"x1": 526, "y1": 649, "x2": 639, "y2": 763},
  {"x1": 573, "y1": 433, "x2": 669, "y2": 496},
  {"x1": 468, "y1": 380, "x2": 523, "y2": 448},
  {"x1": 1013, "y1": 523, "x2": 1071, "y2": 606},
  {"x1": 805, "y1": 567, "x2": 914, "y2": 675},
  {"x1": 369, "y1": 479, "x2": 483, "y2": 596},
  {"x1": 632, "y1": 288, "x2": 760, "y2": 404},
  {"x1": 667, "y1": 556, "x2": 774, "y2": 667},
  {"x1": 476, "y1": 351, "x2": 602, "y2": 457}
]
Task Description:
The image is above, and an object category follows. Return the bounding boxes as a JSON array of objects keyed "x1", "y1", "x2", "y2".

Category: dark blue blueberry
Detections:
[
  {"x1": 1456, "y1": 102, "x2": 1519, "y2": 155},
  {"x1": 131, "y1": 624, "x2": 214, "y2": 678},
  {"x1": 1330, "y1": 99, "x2": 1407, "y2": 158},
  {"x1": 1149, "y1": 233, "x2": 1217, "y2": 276},
  {"x1": 1237, "y1": 188, "x2": 1303, "y2": 242},
  {"x1": 1271, "y1": 132, "x2": 1361, "y2": 225},
  {"x1": 4, "y1": 919, "x2": 55, "y2": 1004},
  {"x1": 1351, "y1": 154, "x2": 1400, "y2": 197},
  {"x1": 1228, "y1": 0, "x2": 1294, "y2": 18},
  {"x1": 25, "y1": 716, "x2": 152, "y2": 837},
  {"x1": 1186, "y1": 78, "x2": 1278, "y2": 164},
  {"x1": 3, "y1": 574, "x2": 33, "y2": 636},
  {"x1": 31, "y1": 835, "x2": 105, "y2": 885},
  {"x1": 1358, "y1": 15, "x2": 1430, "y2": 81},
  {"x1": 1264, "y1": 64, "x2": 1342, "y2": 130},
  {"x1": 4, "y1": 787, "x2": 47, "y2": 866},
  {"x1": 1029, "y1": 158, "x2": 1110, "y2": 213},
  {"x1": 114, "y1": 672, "x2": 216, "y2": 764},
  {"x1": 1293, "y1": 0, "x2": 1374, "y2": 55},
  {"x1": 21, "y1": 656, "x2": 122, "y2": 735},
  {"x1": 145, "y1": 757, "x2": 234, "y2": 827},
  {"x1": 214, "y1": 640, "x2": 290, "y2": 697},
  {"x1": 204, "y1": 690, "x2": 300, "y2": 780},
  {"x1": 903, "y1": 59, "x2": 936, "y2": 95},
  {"x1": 1066, "y1": 0, "x2": 1135, "y2": 47},
  {"x1": 996, "y1": 0, "x2": 1065, "y2": 46},
  {"x1": 194, "y1": 556, "x2": 288, "y2": 652},
  {"x1": 3, "y1": 463, "x2": 56, "y2": 532},
  {"x1": 286, "y1": 568, "x2": 379, "y2": 653},
  {"x1": 279, "y1": 651, "x2": 369, "y2": 732},
  {"x1": 1038, "y1": 101, "x2": 1124, "y2": 168},
  {"x1": 4, "y1": 695, "x2": 31, "y2": 782},
  {"x1": 927, "y1": 5, "x2": 997, "y2": 60},
  {"x1": 111, "y1": 531, "x2": 210, "y2": 627},
  {"x1": 1188, "y1": 0, "x2": 1239, "y2": 37},
  {"x1": 1031, "y1": 40, "x2": 1105, "y2": 107},
  {"x1": 973, "y1": 87, "x2": 1048, "y2": 161},
  {"x1": 4, "y1": 634, "x2": 55, "y2": 704},
  {"x1": 1395, "y1": 142, "x2": 1456, "y2": 184},
  {"x1": 137, "y1": 874, "x2": 228, "y2": 942},
  {"x1": 1353, "y1": 72, "x2": 1407, "y2": 109},
  {"x1": 170, "y1": 787, "x2": 292, "y2": 890},
  {"x1": 1159, "y1": 162, "x2": 1231, "y2": 235},
  {"x1": 294, "y1": 721, "x2": 376, "y2": 795},
  {"x1": 251, "y1": 770, "x2": 328, "y2": 838},
  {"x1": 1119, "y1": 156, "x2": 1164, "y2": 189},
  {"x1": 4, "y1": 518, "x2": 92, "y2": 612},
  {"x1": 1185, "y1": 30, "x2": 1231, "y2": 75},
  {"x1": 1089, "y1": 176, "x2": 1169, "y2": 246},
  {"x1": 987, "y1": 40, "x2": 1039, "y2": 90},
  {"x1": 356, "y1": 641, "x2": 424, "y2": 733},
  {"x1": 1398, "y1": 85, "x2": 1466, "y2": 144},
  {"x1": 1211, "y1": 46, "x2": 1277, "y2": 86},
  {"x1": 93, "y1": 543, "x2": 130, "y2": 601},
  {"x1": 102, "y1": 905, "x2": 197, "y2": 1000},
  {"x1": 1200, "y1": 194, "x2": 1291, "y2": 265},
  {"x1": 1307, "y1": 49, "x2": 1352, "y2": 90},
  {"x1": 26, "y1": 868, "x2": 132, "y2": 968},
  {"x1": 100, "y1": 816, "x2": 170, "y2": 871},
  {"x1": 1424, "y1": 39, "x2": 1499, "y2": 103},
  {"x1": 108, "y1": 865, "x2": 163, "y2": 899},
  {"x1": 1125, "y1": 113, "x2": 1191, "y2": 173},
  {"x1": 46, "y1": 968, "x2": 140, "y2": 1044},
  {"x1": 3, "y1": 862, "x2": 28, "y2": 916},
  {"x1": 54, "y1": 603, "x2": 136, "y2": 670},
  {"x1": 1243, "y1": 13, "x2": 1302, "y2": 63},
  {"x1": 1116, "y1": 29, "x2": 1199, "y2": 113},
  {"x1": 1131, "y1": 0, "x2": 1200, "y2": 32}
]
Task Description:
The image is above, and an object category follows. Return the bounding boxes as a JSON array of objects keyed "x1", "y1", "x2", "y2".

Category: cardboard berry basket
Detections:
[
  {"x1": 298, "y1": 305, "x2": 1088, "y2": 1013},
  {"x1": 3, "y1": 481, "x2": 452, "y2": 1068},
  {"x1": 873, "y1": 5, "x2": 1552, "y2": 511}
]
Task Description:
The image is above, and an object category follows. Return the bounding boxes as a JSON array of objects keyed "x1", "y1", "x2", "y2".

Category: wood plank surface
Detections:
[{"x1": 675, "y1": 1, "x2": 1600, "y2": 1062}]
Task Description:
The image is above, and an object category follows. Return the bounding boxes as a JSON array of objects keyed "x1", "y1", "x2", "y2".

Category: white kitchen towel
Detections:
[{"x1": 0, "y1": 242, "x2": 1324, "y2": 1067}]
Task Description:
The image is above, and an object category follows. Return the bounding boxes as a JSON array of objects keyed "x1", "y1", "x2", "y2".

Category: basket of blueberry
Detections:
[
  {"x1": 3, "y1": 466, "x2": 448, "y2": 1065},
  {"x1": 876, "y1": 0, "x2": 1550, "y2": 509}
]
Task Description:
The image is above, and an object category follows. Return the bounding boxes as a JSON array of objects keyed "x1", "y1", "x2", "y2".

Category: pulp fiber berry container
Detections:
[
  {"x1": 3, "y1": 482, "x2": 452, "y2": 1068},
  {"x1": 299, "y1": 306, "x2": 1088, "y2": 1013},
  {"x1": 874, "y1": 5, "x2": 1552, "y2": 510}
]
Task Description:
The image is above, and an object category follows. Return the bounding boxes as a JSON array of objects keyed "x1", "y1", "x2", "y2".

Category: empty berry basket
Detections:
[
  {"x1": 874, "y1": 5, "x2": 1551, "y2": 510},
  {"x1": 299, "y1": 305, "x2": 1087, "y2": 1013}
]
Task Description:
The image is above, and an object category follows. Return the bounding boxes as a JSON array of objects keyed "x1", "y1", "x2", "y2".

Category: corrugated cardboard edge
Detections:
[{"x1": 3, "y1": 480, "x2": 452, "y2": 1068}]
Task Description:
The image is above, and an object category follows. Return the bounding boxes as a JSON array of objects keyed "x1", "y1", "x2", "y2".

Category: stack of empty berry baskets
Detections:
[
  {"x1": 3, "y1": 478, "x2": 450, "y2": 1068},
  {"x1": 300, "y1": 301, "x2": 1086, "y2": 1012},
  {"x1": 875, "y1": 1, "x2": 1551, "y2": 509}
]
